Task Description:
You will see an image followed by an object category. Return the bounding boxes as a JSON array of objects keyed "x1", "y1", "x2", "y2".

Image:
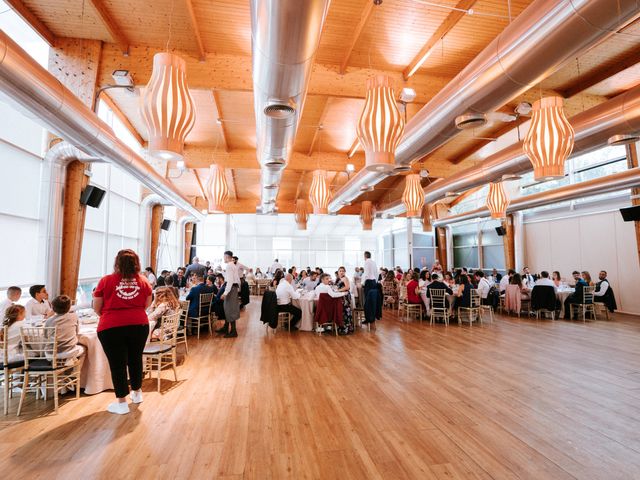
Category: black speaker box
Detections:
[
  {"x1": 80, "y1": 185, "x2": 106, "y2": 208},
  {"x1": 161, "y1": 219, "x2": 171, "y2": 231},
  {"x1": 620, "y1": 205, "x2": 640, "y2": 222},
  {"x1": 495, "y1": 226, "x2": 507, "y2": 236}
]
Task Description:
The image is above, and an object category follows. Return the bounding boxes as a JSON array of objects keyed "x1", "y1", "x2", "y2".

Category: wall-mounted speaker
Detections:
[
  {"x1": 80, "y1": 185, "x2": 106, "y2": 208},
  {"x1": 161, "y1": 219, "x2": 171, "y2": 231},
  {"x1": 495, "y1": 226, "x2": 507, "y2": 236},
  {"x1": 620, "y1": 205, "x2": 640, "y2": 222}
]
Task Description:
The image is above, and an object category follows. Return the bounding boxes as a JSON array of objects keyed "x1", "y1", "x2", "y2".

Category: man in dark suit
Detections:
[
  {"x1": 173, "y1": 267, "x2": 187, "y2": 289},
  {"x1": 186, "y1": 273, "x2": 215, "y2": 319},
  {"x1": 425, "y1": 274, "x2": 453, "y2": 298}
]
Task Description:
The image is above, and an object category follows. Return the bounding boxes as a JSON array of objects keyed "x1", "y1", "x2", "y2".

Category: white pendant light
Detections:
[
  {"x1": 402, "y1": 173, "x2": 425, "y2": 217},
  {"x1": 486, "y1": 181, "x2": 509, "y2": 219},
  {"x1": 205, "y1": 164, "x2": 229, "y2": 213},
  {"x1": 309, "y1": 170, "x2": 331, "y2": 214}
]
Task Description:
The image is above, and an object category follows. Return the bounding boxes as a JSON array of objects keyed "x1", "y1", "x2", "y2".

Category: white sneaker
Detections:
[
  {"x1": 130, "y1": 390, "x2": 143, "y2": 404},
  {"x1": 107, "y1": 401, "x2": 130, "y2": 415}
]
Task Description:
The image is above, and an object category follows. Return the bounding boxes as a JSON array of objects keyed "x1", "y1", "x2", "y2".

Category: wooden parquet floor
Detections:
[{"x1": 2, "y1": 300, "x2": 640, "y2": 479}]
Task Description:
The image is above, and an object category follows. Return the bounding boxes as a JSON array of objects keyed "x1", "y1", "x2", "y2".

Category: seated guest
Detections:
[
  {"x1": 510, "y1": 273, "x2": 530, "y2": 300},
  {"x1": 245, "y1": 268, "x2": 256, "y2": 282},
  {"x1": 593, "y1": 270, "x2": 617, "y2": 312},
  {"x1": 156, "y1": 270, "x2": 169, "y2": 287},
  {"x1": 382, "y1": 270, "x2": 399, "y2": 306},
  {"x1": 270, "y1": 270, "x2": 284, "y2": 290},
  {"x1": 297, "y1": 269, "x2": 308, "y2": 286},
  {"x1": 443, "y1": 272, "x2": 454, "y2": 287},
  {"x1": 522, "y1": 267, "x2": 535, "y2": 288},
  {"x1": 144, "y1": 267, "x2": 157, "y2": 287},
  {"x1": 275, "y1": 274, "x2": 302, "y2": 331},
  {"x1": 45, "y1": 295, "x2": 85, "y2": 360},
  {"x1": 2, "y1": 304, "x2": 26, "y2": 363},
  {"x1": 499, "y1": 269, "x2": 514, "y2": 294},
  {"x1": 453, "y1": 275, "x2": 473, "y2": 311},
  {"x1": 534, "y1": 271, "x2": 556, "y2": 290},
  {"x1": 474, "y1": 271, "x2": 492, "y2": 305},
  {"x1": 564, "y1": 272, "x2": 589, "y2": 319},
  {"x1": 147, "y1": 287, "x2": 181, "y2": 340},
  {"x1": 25, "y1": 285, "x2": 53, "y2": 320},
  {"x1": 568, "y1": 270, "x2": 582, "y2": 287},
  {"x1": 582, "y1": 271, "x2": 593, "y2": 286},
  {"x1": 418, "y1": 270, "x2": 430, "y2": 290},
  {"x1": 164, "y1": 274, "x2": 180, "y2": 299},
  {"x1": 314, "y1": 274, "x2": 348, "y2": 300},
  {"x1": 426, "y1": 274, "x2": 453, "y2": 298},
  {"x1": 254, "y1": 268, "x2": 264, "y2": 279},
  {"x1": 0, "y1": 286, "x2": 21, "y2": 320},
  {"x1": 206, "y1": 274, "x2": 217, "y2": 291},
  {"x1": 185, "y1": 273, "x2": 215, "y2": 319},
  {"x1": 552, "y1": 271, "x2": 562, "y2": 288},
  {"x1": 491, "y1": 268, "x2": 502, "y2": 282},
  {"x1": 301, "y1": 271, "x2": 320, "y2": 291},
  {"x1": 406, "y1": 273, "x2": 422, "y2": 305},
  {"x1": 173, "y1": 267, "x2": 187, "y2": 289}
]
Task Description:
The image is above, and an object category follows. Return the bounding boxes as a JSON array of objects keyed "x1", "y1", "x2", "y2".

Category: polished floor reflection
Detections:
[{"x1": 2, "y1": 301, "x2": 640, "y2": 479}]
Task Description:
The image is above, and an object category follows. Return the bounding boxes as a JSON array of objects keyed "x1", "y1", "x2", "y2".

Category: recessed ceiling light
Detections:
[
  {"x1": 176, "y1": 160, "x2": 185, "y2": 170},
  {"x1": 399, "y1": 87, "x2": 416, "y2": 103},
  {"x1": 346, "y1": 163, "x2": 355, "y2": 173}
]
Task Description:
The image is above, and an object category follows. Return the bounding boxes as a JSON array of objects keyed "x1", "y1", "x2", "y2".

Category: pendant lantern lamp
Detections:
[
  {"x1": 360, "y1": 201, "x2": 374, "y2": 231},
  {"x1": 205, "y1": 164, "x2": 229, "y2": 213},
  {"x1": 356, "y1": 75, "x2": 405, "y2": 172},
  {"x1": 486, "y1": 181, "x2": 509, "y2": 219},
  {"x1": 295, "y1": 199, "x2": 308, "y2": 230},
  {"x1": 523, "y1": 96, "x2": 574, "y2": 181},
  {"x1": 421, "y1": 203, "x2": 433, "y2": 232},
  {"x1": 141, "y1": 52, "x2": 196, "y2": 162},
  {"x1": 309, "y1": 170, "x2": 331, "y2": 214},
  {"x1": 402, "y1": 173, "x2": 425, "y2": 217}
]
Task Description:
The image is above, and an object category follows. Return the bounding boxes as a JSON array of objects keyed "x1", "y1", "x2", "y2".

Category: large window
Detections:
[{"x1": 452, "y1": 220, "x2": 504, "y2": 272}]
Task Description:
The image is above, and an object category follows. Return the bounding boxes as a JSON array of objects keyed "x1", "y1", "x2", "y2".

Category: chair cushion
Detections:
[
  {"x1": 25, "y1": 359, "x2": 54, "y2": 371},
  {"x1": 143, "y1": 343, "x2": 173, "y2": 355},
  {"x1": 0, "y1": 360, "x2": 25, "y2": 370}
]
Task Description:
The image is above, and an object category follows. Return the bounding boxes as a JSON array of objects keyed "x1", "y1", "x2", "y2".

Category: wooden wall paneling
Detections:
[
  {"x1": 60, "y1": 160, "x2": 90, "y2": 299},
  {"x1": 502, "y1": 214, "x2": 516, "y2": 271},
  {"x1": 436, "y1": 226, "x2": 448, "y2": 271},
  {"x1": 184, "y1": 221, "x2": 194, "y2": 266},
  {"x1": 150, "y1": 204, "x2": 164, "y2": 273},
  {"x1": 48, "y1": 38, "x2": 103, "y2": 108},
  {"x1": 3, "y1": 0, "x2": 56, "y2": 45}
]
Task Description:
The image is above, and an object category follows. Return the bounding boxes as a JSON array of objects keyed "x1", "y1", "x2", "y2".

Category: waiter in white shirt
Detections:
[
  {"x1": 268, "y1": 259, "x2": 283, "y2": 276},
  {"x1": 220, "y1": 250, "x2": 241, "y2": 338},
  {"x1": 362, "y1": 251, "x2": 380, "y2": 329},
  {"x1": 275, "y1": 274, "x2": 302, "y2": 330}
]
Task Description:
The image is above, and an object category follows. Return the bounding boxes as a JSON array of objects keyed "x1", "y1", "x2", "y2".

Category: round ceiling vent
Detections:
[
  {"x1": 264, "y1": 104, "x2": 295, "y2": 119},
  {"x1": 455, "y1": 113, "x2": 487, "y2": 130},
  {"x1": 392, "y1": 165, "x2": 412, "y2": 173}
]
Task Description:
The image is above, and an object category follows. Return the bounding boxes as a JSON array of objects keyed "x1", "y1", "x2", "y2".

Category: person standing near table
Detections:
[
  {"x1": 276, "y1": 274, "x2": 302, "y2": 331},
  {"x1": 362, "y1": 251, "x2": 380, "y2": 330},
  {"x1": 93, "y1": 249, "x2": 153, "y2": 415},
  {"x1": 220, "y1": 250, "x2": 241, "y2": 338}
]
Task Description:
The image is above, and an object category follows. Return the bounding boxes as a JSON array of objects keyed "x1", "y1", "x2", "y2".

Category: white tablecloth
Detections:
[
  {"x1": 293, "y1": 293, "x2": 316, "y2": 331},
  {"x1": 556, "y1": 288, "x2": 575, "y2": 318}
]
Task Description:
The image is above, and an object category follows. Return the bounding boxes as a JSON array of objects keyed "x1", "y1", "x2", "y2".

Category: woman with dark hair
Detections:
[
  {"x1": 270, "y1": 269, "x2": 284, "y2": 290},
  {"x1": 552, "y1": 271, "x2": 562, "y2": 288},
  {"x1": 93, "y1": 249, "x2": 153, "y2": 415},
  {"x1": 336, "y1": 266, "x2": 353, "y2": 334},
  {"x1": 144, "y1": 267, "x2": 157, "y2": 288},
  {"x1": 510, "y1": 273, "x2": 530, "y2": 300},
  {"x1": 454, "y1": 274, "x2": 473, "y2": 310}
]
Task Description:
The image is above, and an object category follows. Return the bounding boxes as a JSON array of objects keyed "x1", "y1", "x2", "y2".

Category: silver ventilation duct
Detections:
[
  {"x1": 0, "y1": 31, "x2": 204, "y2": 221},
  {"x1": 378, "y1": 83, "x2": 640, "y2": 215},
  {"x1": 328, "y1": 0, "x2": 640, "y2": 212},
  {"x1": 250, "y1": 0, "x2": 331, "y2": 213},
  {"x1": 431, "y1": 167, "x2": 640, "y2": 226}
]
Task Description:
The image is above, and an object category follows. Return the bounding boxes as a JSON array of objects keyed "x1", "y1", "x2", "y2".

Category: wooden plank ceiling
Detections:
[{"x1": 11, "y1": 0, "x2": 640, "y2": 214}]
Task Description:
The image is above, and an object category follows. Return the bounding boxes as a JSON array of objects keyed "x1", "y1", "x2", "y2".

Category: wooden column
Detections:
[
  {"x1": 502, "y1": 214, "x2": 516, "y2": 271},
  {"x1": 60, "y1": 160, "x2": 90, "y2": 299},
  {"x1": 436, "y1": 227, "x2": 448, "y2": 271},
  {"x1": 626, "y1": 143, "x2": 640, "y2": 266},
  {"x1": 149, "y1": 204, "x2": 164, "y2": 273},
  {"x1": 184, "y1": 222, "x2": 194, "y2": 266}
]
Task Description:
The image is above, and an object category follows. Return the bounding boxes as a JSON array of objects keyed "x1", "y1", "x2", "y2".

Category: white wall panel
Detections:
[
  {"x1": 79, "y1": 230, "x2": 105, "y2": 280},
  {"x1": 0, "y1": 215, "x2": 40, "y2": 287},
  {"x1": 0, "y1": 143, "x2": 41, "y2": 219}
]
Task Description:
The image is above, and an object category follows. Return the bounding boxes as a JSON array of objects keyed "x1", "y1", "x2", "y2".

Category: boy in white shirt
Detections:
[
  {"x1": 24, "y1": 284, "x2": 53, "y2": 320},
  {"x1": 0, "y1": 286, "x2": 21, "y2": 320}
]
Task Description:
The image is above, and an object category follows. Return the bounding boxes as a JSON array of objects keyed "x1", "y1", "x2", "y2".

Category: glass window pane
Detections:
[
  {"x1": 453, "y1": 247, "x2": 478, "y2": 269},
  {"x1": 482, "y1": 245, "x2": 505, "y2": 271}
]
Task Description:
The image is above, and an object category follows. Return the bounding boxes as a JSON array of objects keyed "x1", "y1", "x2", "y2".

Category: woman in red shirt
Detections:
[
  {"x1": 406, "y1": 272, "x2": 422, "y2": 305},
  {"x1": 93, "y1": 249, "x2": 152, "y2": 415}
]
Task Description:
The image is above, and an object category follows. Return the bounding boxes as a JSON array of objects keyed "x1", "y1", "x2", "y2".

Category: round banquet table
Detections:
[
  {"x1": 292, "y1": 292, "x2": 316, "y2": 331},
  {"x1": 556, "y1": 288, "x2": 575, "y2": 318},
  {"x1": 76, "y1": 310, "x2": 155, "y2": 395}
]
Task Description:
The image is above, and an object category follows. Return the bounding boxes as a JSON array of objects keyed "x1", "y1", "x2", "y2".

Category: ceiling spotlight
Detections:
[
  {"x1": 360, "y1": 184, "x2": 375, "y2": 192},
  {"x1": 346, "y1": 163, "x2": 355, "y2": 173},
  {"x1": 399, "y1": 87, "x2": 417, "y2": 104},
  {"x1": 201, "y1": 209, "x2": 208, "y2": 214},
  {"x1": 419, "y1": 168, "x2": 430, "y2": 178},
  {"x1": 176, "y1": 160, "x2": 185, "y2": 170},
  {"x1": 515, "y1": 102, "x2": 532, "y2": 116},
  {"x1": 112, "y1": 69, "x2": 134, "y2": 87}
]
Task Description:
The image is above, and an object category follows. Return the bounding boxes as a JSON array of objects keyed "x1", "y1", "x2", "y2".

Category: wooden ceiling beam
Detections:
[
  {"x1": 4, "y1": 0, "x2": 56, "y2": 46},
  {"x1": 98, "y1": 44, "x2": 452, "y2": 103},
  {"x1": 99, "y1": 92, "x2": 145, "y2": 146},
  {"x1": 182, "y1": 147, "x2": 470, "y2": 178},
  {"x1": 307, "y1": 97, "x2": 332, "y2": 156},
  {"x1": 403, "y1": 0, "x2": 478, "y2": 80},
  {"x1": 184, "y1": 0, "x2": 206, "y2": 62},
  {"x1": 192, "y1": 197, "x2": 362, "y2": 215},
  {"x1": 89, "y1": 0, "x2": 129, "y2": 56},
  {"x1": 339, "y1": 1, "x2": 375, "y2": 74},
  {"x1": 561, "y1": 45, "x2": 640, "y2": 98},
  {"x1": 347, "y1": 137, "x2": 360, "y2": 158},
  {"x1": 211, "y1": 90, "x2": 230, "y2": 152},
  {"x1": 192, "y1": 169, "x2": 207, "y2": 202},
  {"x1": 226, "y1": 169, "x2": 238, "y2": 200},
  {"x1": 295, "y1": 171, "x2": 307, "y2": 201}
]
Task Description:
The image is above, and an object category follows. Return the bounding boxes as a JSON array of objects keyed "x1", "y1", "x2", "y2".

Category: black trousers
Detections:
[
  {"x1": 98, "y1": 324, "x2": 149, "y2": 398},
  {"x1": 277, "y1": 303, "x2": 302, "y2": 328},
  {"x1": 364, "y1": 279, "x2": 380, "y2": 323}
]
